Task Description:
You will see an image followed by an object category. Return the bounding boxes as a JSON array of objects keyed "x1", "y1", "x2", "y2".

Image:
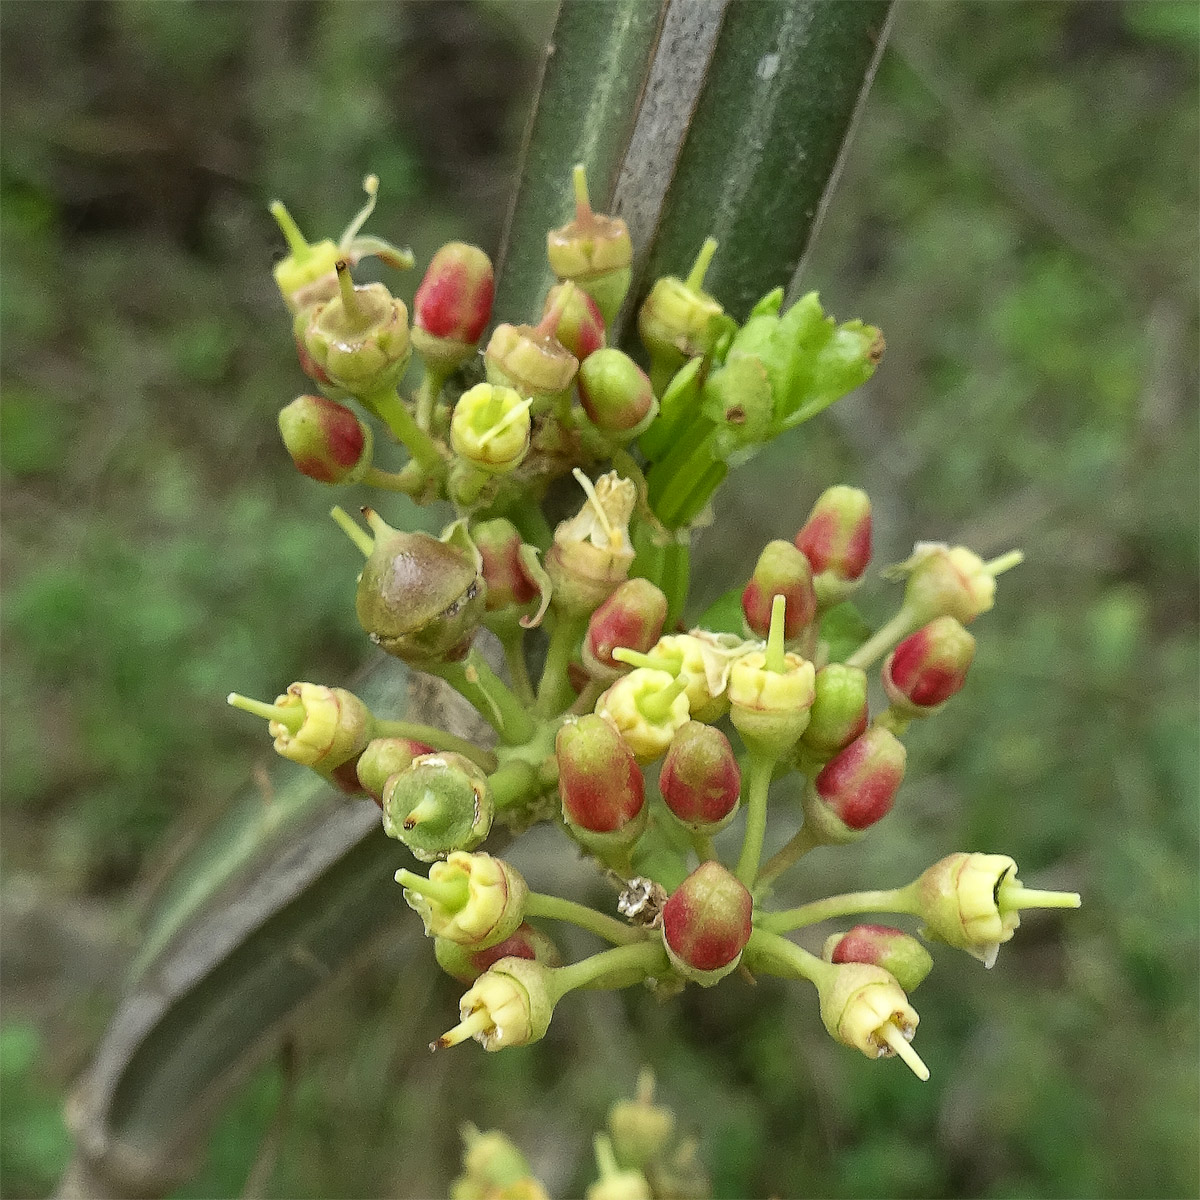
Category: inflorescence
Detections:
[{"x1": 228, "y1": 168, "x2": 1080, "y2": 1085}]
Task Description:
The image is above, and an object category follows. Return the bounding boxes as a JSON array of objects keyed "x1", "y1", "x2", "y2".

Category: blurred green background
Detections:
[{"x1": 1, "y1": 2, "x2": 1196, "y2": 1197}]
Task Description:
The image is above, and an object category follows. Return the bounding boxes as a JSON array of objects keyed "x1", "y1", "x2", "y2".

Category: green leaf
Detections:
[
  {"x1": 820, "y1": 601, "x2": 874, "y2": 662},
  {"x1": 696, "y1": 585, "x2": 745, "y2": 636}
]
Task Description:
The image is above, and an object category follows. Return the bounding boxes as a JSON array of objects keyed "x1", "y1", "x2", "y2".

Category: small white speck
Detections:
[{"x1": 757, "y1": 53, "x2": 780, "y2": 81}]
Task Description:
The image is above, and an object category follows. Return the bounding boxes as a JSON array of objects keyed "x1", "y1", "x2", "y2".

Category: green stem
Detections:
[
  {"x1": 367, "y1": 388, "x2": 444, "y2": 476},
  {"x1": 756, "y1": 883, "x2": 919, "y2": 934},
  {"x1": 691, "y1": 831, "x2": 717, "y2": 863},
  {"x1": 373, "y1": 718, "x2": 497, "y2": 773},
  {"x1": 536, "y1": 613, "x2": 586, "y2": 717},
  {"x1": 488, "y1": 760, "x2": 540, "y2": 811},
  {"x1": 735, "y1": 751, "x2": 777, "y2": 886},
  {"x1": 660, "y1": 540, "x2": 691, "y2": 627},
  {"x1": 657, "y1": 436, "x2": 721, "y2": 529},
  {"x1": 430, "y1": 650, "x2": 536, "y2": 746},
  {"x1": 754, "y1": 823, "x2": 817, "y2": 894},
  {"x1": 743, "y1": 927, "x2": 831, "y2": 986},
  {"x1": 549, "y1": 940, "x2": 670, "y2": 1000},
  {"x1": 874, "y1": 705, "x2": 912, "y2": 737},
  {"x1": 845, "y1": 606, "x2": 919, "y2": 671},
  {"x1": 498, "y1": 630, "x2": 536, "y2": 706},
  {"x1": 414, "y1": 365, "x2": 449, "y2": 432},
  {"x1": 669, "y1": 459, "x2": 728, "y2": 530},
  {"x1": 685, "y1": 236, "x2": 718, "y2": 292},
  {"x1": 524, "y1": 892, "x2": 647, "y2": 946},
  {"x1": 361, "y1": 465, "x2": 422, "y2": 495}
]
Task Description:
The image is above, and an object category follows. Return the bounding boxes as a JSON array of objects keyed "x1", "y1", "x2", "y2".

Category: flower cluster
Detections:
[{"x1": 229, "y1": 168, "x2": 1080, "y2": 1090}]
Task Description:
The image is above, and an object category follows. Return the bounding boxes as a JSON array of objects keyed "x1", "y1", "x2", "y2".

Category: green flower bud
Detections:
[
  {"x1": 226, "y1": 682, "x2": 373, "y2": 772},
  {"x1": 545, "y1": 470, "x2": 637, "y2": 616},
  {"x1": 398, "y1": 851, "x2": 526, "y2": 947},
  {"x1": 355, "y1": 735, "x2": 434, "y2": 805},
  {"x1": 608, "y1": 1071, "x2": 676, "y2": 1172},
  {"x1": 638, "y1": 238, "x2": 725, "y2": 378},
  {"x1": 577, "y1": 349, "x2": 658, "y2": 439},
  {"x1": 451, "y1": 383, "x2": 533, "y2": 474},
  {"x1": 817, "y1": 961, "x2": 929, "y2": 1080},
  {"x1": 302, "y1": 261, "x2": 411, "y2": 398},
  {"x1": 800, "y1": 664, "x2": 869, "y2": 757},
  {"x1": 484, "y1": 320, "x2": 578, "y2": 401},
  {"x1": 541, "y1": 281, "x2": 606, "y2": 362},
  {"x1": 914, "y1": 853, "x2": 1080, "y2": 968},
  {"x1": 728, "y1": 650, "x2": 815, "y2": 757},
  {"x1": 355, "y1": 512, "x2": 485, "y2": 665},
  {"x1": 890, "y1": 543, "x2": 1023, "y2": 627},
  {"x1": 434, "y1": 957, "x2": 556, "y2": 1052},
  {"x1": 547, "y1": 165, "x2": 633, "y2": 324},
  {"x1": 382, "y1": 753, "x2": 494, "y2": 861}
]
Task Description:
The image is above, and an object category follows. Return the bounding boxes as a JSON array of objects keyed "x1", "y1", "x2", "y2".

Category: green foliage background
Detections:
[{"x1": 1, "y1": 2, "x2": 1196, "y2": 1197}]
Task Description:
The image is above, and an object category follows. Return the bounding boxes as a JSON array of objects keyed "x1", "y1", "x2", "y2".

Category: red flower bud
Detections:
[
  {"x1": 661, "y1": 861, "x2": 753, "y2": 985},
  {"x1": 473, "y1": 519, "x2": 539, "y2": 612},
  {"x1": 659, "y1": 722, "x2": 740, "y2": 831},
  {"x1": 556, "y1": 715, "x2": 646, "y2": 835},
  {"x1": 795, "y1": 486, "x2": 872, "y2": 604},
  {"x1": 413, "y1": 241, "x2": 494, "y2": 345},
  {"x1": 802, "y1": 725, "x2": 906, "y2": 843},
  {"x1": 435, "y1": 921, "x2": 562, "y2": 985},
  {"x1": 883, "y1": 616, "x2": 976, "y2": 712},
  {"x1": 801, "y1": 664, "x2": 869, "y2": 757},
  {"x1": 278, "y1": 394, "x2": 372, "y2": 485},
  {"x1": 741, "y1": 540, "x2": 817, "y2": 639},
  {"x1": 541, "y1": 282, "x2": 606, "y2": 362},
  {"x1": 823, "y1": 924, "x2": 933, "y2": 993},
  {"x1": 577, "y1": 348, "x2": 658, "y2": 437},
  {"x1": 581, "y1": 578, "x2": 669, "y2": 681}
]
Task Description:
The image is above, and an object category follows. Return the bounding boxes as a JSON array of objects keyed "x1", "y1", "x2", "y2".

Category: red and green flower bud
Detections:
[
  {"x1": 894, "y1": 542, "x2": 1023, "y2": 626},
  {"x1": 355, "y1": 511, "x2": 485, "y2": 665},
  {"x1": 802, "y1": 725, "x2": 906, "y2": 844},
  {"x1": 434, "y1": 957, "x2": 555, "y2": 1052},
  {"x1": 397, "y1": 851, "x2": 527, "y2": 947},
  {"x1": 638, "y1": 237, "x2": 725, "y2": 375},
  {"x1": 608, "y1": 1071, "x2": 676, "y2": 1173},
  {"x1": 596, "y1": 669, "x2": 691, "y2": 765},
  {"x1": 302, "y1": 261, "x2": 411, "y2": 398},
  {"x1": 659, "y1": 722, "x2": 740, "y2": 833},
  {"x1": 547, "y1": 164, "x2": 633, "y2": 324},
  {"x1": 292, "y1": 307, "x2": 343, "y2": 392},
  {"x1": 556, "y1": 714, "x2": 647, "y2": 844},
  {"x1": 473, "y1": 519, "x2": 540, "y2": 613},
  {"x1": 435, "y1": 921, "x2": 563, "y2": 985},
  {"x1": 545, "y1": 470, "x2": 637, "y2": 616},
  {"x1": 883, "y1": 616, "x2": 975, "y2": 714},
  {"x1": 451, "y1": 382, "x2": 533, "y2": 474},
  {"x1": 541, "y1": 281, "x2": 606, "y2": 362},
  {"x1": 226, "y1": 682, "x2": 373, "y2": 771},
  {"x1": 355, "y1": 735, "x2": 434, "y2": 805},
  {"x1": 817, "y1": 961, "x2": 929, "y2": 1080},
  {"x1": 577, "y1": 349, "x2": 658, "y2": 439},
  {"x1": 822, "y1": 924, "x2": 933, "y2": 993},
  {"x1": 800, "y1": 664, "x2": 869, "y2": 757},
  {"x1": 278, "y1": 394, "x2": 372, "y2": 485},
  {"x1": 581, "y1": 578, "x2": 669, "y2": 682},
  {"x1": 411, "y1": 241, "x2": 494, "y2": 373},
  {"x1": 327, "y1": 754, "x2": 366, "y2": 795},
  {"x1": 742, "y1": 540, "x2": 817, "y2": 640},
  {"x1": 382, "y1": 752, "x2": 494, "y2": 861},
  {"x1": 795, "y1": 485, "x2": 872, "y2": 605},
  {"x1": 661, "y1": 861, "x2": 753, "y2": 986},
  {"x1": 913, "y1": 852, "x2": 1080, "y2": 968}
]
